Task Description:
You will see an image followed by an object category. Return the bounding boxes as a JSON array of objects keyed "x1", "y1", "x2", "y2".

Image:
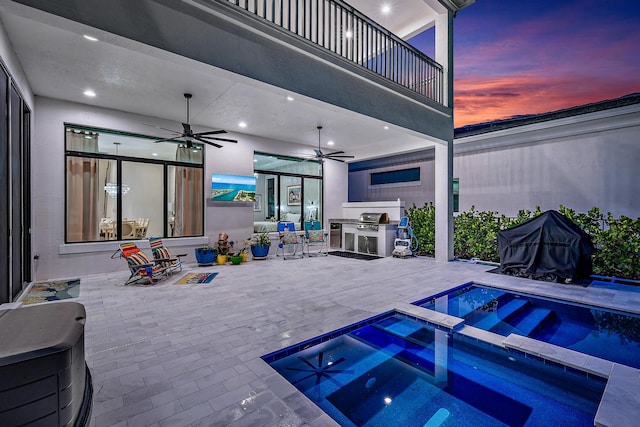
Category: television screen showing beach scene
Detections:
[{"x1": 211, "y1": 174, "x2": 256, "y2": 202}]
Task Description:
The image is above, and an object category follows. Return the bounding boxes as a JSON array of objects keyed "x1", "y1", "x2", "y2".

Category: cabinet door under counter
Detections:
[{"x1": 341, "y1": 223, "x2": 396, "y2": 257}]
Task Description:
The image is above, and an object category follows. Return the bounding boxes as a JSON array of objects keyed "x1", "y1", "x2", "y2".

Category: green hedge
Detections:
[{"x1": 406, "y1": 203, "x2": 640, "y2": 280}]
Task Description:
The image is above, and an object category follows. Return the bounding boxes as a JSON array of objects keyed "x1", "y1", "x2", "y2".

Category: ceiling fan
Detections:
[
  {"x1": 311, "y1": 126, "x2": 354, "y2": 163},
  {"x1": 151, "y1": 93, "x2": 238, "y2": 148}
]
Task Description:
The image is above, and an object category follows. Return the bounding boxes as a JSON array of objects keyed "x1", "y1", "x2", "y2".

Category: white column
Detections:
[
  {"x1": 434, "y1": 10, "x2": 454, "y2": 261},
  {"x1": 435, "y1": 143, "x2": 453, "y2": 261}
]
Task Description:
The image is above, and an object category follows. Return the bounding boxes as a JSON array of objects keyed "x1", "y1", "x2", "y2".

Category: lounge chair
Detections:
[
  {"x1": 117, "y1": 242, "x2": 169, "y2": 285},
  {"x1": 148, "y1": 237, "x2": 185, "y2": 274}
]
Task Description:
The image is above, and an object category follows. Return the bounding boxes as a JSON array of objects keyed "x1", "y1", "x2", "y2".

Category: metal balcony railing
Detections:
[{"x1": 217, "y1": 0, "x2": 443, "y2": 104}]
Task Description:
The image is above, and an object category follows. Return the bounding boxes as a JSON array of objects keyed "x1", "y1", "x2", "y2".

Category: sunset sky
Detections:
[{"x1": 424, "y1": 0, "x2": 640, "y2": 127}]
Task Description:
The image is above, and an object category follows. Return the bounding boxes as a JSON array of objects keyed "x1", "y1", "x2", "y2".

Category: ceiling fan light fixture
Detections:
[{"x1": 150, "y1": 94, "x2": 238, "y2": 148}]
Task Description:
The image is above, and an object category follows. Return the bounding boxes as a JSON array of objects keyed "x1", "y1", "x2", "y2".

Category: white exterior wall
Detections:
[
  {"x1": 455, "y1": 105, "x2": 640, "y2": 218},
  {"x1": 349, "y1": 104, "x2": 640, "y2": 219},
  {"x1": 348, "y1": 160, "x2": 435, "y2": 210},
  {"x1": 32, "y1": 97, "x2": 348, "y2": 280}
]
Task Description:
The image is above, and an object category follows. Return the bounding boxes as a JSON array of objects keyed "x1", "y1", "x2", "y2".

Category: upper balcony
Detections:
[{"x1": 222, "y1": 0, "x2": 444, "y2": 105}]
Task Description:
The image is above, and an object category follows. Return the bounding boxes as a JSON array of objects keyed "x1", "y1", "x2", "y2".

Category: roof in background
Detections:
[{"x1": 454, "y1": 93, "x2": 640, "y2": 138}]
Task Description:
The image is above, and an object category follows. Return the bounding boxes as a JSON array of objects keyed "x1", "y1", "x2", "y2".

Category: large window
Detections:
[
  {"x1": 370, "y1": 167, "x2": 420, "y2": 186},
  {"x1": 253, "y1": 152, "x2": 322, "y2": 232},
  {"x1": 65, "y1": 125, "x2": 204, "y2": 242}
]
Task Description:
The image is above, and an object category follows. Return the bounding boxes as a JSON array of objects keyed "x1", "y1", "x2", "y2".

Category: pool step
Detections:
[
  {"x1": 471, "y1": 298, "x2": 530, "y2": 331},
  {"x1": 453, "y1": 288, "x2": 507, "y2": 318},
  {"x1": 512, "y1": 307, "x2": 554, "y2": 336}
]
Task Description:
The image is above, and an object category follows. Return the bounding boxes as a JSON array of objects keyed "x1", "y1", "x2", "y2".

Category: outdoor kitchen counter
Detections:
[{"x1": 328, "y1": 218, "x2": 399, "y2": 224}]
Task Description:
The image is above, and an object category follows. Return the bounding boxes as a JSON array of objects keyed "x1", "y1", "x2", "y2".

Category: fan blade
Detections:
[
  {"x1": 197, "y1": 130, "x2": 228, "y2": 136},
  {"x1": 194, "y1": 136, "x2": 222, "y2": 148},
  {"x1": 153, "y1": 136, "x2": 181, "y2": 143},
  {"x1": 142, "y1": 123, "x2": 182, "y2": 135},
  {"x1": 182, "y1": 123, "x2": 192, "y2": 135},
  {"x1": 198, "y1": 136, "x2": 238, "y2": 143},
  {"x1": 297, "y1": 356, "x2": 318, "y2": 370},
  {"x1": 325, "y1": 150, "x2": 345, "y2": 155}
]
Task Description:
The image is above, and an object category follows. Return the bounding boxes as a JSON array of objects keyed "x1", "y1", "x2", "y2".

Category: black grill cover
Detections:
[{"x1": 498, "y1": 210, "x2": 594, "y2": 281}]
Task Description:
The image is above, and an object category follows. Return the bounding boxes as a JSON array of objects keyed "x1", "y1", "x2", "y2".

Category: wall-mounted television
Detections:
[{"x1": 211, "y1": 174, "x2": 256, "y2": 202}]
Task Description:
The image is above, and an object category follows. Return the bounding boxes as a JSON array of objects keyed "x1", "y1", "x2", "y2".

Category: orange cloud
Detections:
[{"x1": 454, "y1": 74, "x2": 638, "y2": 128}]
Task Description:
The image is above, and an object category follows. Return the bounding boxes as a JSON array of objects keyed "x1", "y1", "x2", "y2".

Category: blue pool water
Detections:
[
  {"x1": 264, "y1": 312, "x2": 605, "y2": 426},
  {"x1": 413, "y1": 283, "x2": 640, "y2": 369}
]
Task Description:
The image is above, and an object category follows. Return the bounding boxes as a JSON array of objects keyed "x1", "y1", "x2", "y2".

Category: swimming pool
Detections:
[
  {"x1": 413, "y1": 283, "x2": 640, "y2": 369},
  {"x1": 263, "y1": 311, "x2": 605, "y2": 426}
]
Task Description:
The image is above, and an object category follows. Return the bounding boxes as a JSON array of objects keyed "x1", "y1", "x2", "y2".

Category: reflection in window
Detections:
[
  {"x1": 253, "y1": 152, "x2": 323, "y2": 232},
  {"x1": 65, "y1": 125, "x2": 204, "y2": 242}
]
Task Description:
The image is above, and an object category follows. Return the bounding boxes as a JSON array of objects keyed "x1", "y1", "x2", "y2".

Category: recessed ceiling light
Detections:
[
  {"x1": 286, "y1": 96, "x2": 294, "y2": 101},
  {"x1": 345, "y1": 29, "x2": 353, "y2": 39},
  {"x1": 328, "y1": 140, "x2": 335, "y2": 146},
  {"x1": 83, "y1": 34, "x2": 98, "y2": 42},
  {"x1": 239, "y1": 122, "x2": 247, "y2": 128},
  {"x1": 384, "y1": 125, "x2": 389, "y2": 130},
  {"x1": 83, "y1": 89, "x2": 96, "y2": 97},
  {"x1": 152, "y1": 152, "x2": 158, "y2": 156},
  {"x1": 381, "y1": 5, "x2": 391, "y2": 14},
  {"x1": 253, "y1": 159, "x2": 258, "y2": 162}
]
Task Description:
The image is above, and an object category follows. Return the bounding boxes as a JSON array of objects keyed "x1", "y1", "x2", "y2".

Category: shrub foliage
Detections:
[{"x1": 405, "y1": 204, "x2": 639, "y2": 280}]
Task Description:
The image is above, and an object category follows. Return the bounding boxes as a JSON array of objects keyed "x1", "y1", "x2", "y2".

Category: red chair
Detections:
[{"x1": 117, "y1": 242, "x2": 169, "y2": 285}]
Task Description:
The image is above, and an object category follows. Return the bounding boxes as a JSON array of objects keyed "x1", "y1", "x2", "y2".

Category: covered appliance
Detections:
[{"x1": 498, "y1": 210, "x2": 594, "y2": 281}]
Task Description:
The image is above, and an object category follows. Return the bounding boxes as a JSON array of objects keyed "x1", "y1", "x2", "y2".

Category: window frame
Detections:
[{"x1": 64, "y1": 124, "x2": 205, "y2": 243}]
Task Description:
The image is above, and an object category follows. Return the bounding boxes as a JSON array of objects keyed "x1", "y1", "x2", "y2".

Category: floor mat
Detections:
[
  {"x1": 175, "y1": 272, "x2": 218, "y2": 284},
  {"x1": 21, "y1": 278, "x2": 81, "y2": 305},
  {"x1": 329, "y1": 251, "x2": 382, "y2": 261}
]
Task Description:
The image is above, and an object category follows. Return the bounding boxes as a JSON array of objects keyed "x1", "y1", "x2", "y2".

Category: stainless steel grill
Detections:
[{"x1": 356, "y1": 212, "x2": 389, "y2": 232}]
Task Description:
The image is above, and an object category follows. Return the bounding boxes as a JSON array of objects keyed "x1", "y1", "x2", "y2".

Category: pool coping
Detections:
[{"x1": 392, "y1": 302, "x2": 640, "y2": 427}]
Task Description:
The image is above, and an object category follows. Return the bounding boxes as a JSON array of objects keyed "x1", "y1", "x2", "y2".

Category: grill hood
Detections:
[{"x1": 358, "y1": 212, "x2": 389, "y2": 224}]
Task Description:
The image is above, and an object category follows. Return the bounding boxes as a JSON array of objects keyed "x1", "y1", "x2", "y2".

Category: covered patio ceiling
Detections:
[{"x1": 0, "y1": 0, "x2": 471, "y2": 160}]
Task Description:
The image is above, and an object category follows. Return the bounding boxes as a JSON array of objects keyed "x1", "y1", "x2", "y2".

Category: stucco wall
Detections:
[{"x1": 32, "y1": 97, "x2": 348, "y2": 280}]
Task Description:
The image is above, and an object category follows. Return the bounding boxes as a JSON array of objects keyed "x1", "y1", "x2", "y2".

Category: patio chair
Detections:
[
  {"x1": 276, "y1": 221, "x2": 303, "y2": 259},
  {"x1": 117, "y1": 242, "x2": 169, "y2": 285},
  {"x1": 148, "y1": 237, "x2": 185, "y2": 275},
  {"x1": 303, "y1": 220, "x2": 328, "y2": 256}
]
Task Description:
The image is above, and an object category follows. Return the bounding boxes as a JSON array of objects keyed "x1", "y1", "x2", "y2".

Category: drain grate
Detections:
[{"x1": 328, "y1": 251, "x2": 381, "y2": 261}]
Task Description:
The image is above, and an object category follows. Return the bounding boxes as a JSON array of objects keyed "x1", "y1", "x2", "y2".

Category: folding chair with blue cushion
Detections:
[
  {"x1": 276, "y1": 221, "x2": 303, "y2": 259},
  {"x1": 303, "y1": 221, "x2": 328, "y2": 256},
  {"x1": 148, "y1": 237, "x2": 185, "y2": 275},
  {"x1": 118, "y1": 242, "x2": 169, "y2": 285}
]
